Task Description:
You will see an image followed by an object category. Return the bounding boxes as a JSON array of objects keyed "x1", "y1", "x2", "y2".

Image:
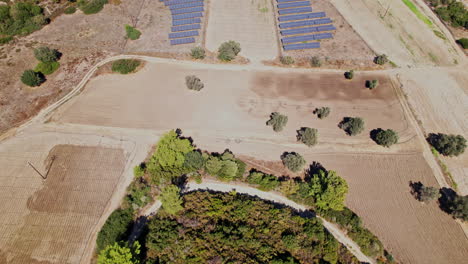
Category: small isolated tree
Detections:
[
  {"x1": 313, "y1": 107, "x2": 330, "y2": 119},
  {"x1": 21, "y1": 70, "x2": 45, "y2": 87},
  {"x1": 371, "y1": 128, "x2": 399, "y2": 147},
  {"x1": 190, "y1": 46, "x2": 205, "y2": 59},
  {"x1": 218, "y1": 40, "x2": 241, "y2": 61},
  {"x1": 310, "y1": 56, "x2": 321, "y2": 67},
  {"x1": 34, "y1": 46, "x2": 60, "y2": 63},
  {"x1": 366, "y1": 80, "x2": 379, "y2": 89},
  {"x1": 160, "y1": 185, "x2": 183, "y2": 215},
  {"x1": 374, "y1": 54, "x2": 388, "y2": 65},
  {"x1": 427, "y1": 133, "x2": 466, "y2": 157},
  {"x1": 339, "y1": 117, "x2": 365, "y2": 136},
  {"x1": 281, "y1": 152, "x2": 306, "y2": 172},
  {"x1": 450, "y1": 195, "x2": 468, "y2": 221},
  {"x1": 111, "y1": 59, "x2": 141, "y2": 74},
  {"x1": 125, "y1": 25, "x2": 141, "y2": 40},
  {"x1": 344, "y1": 70, "x2": 354, "y2": 80},
  {"x1": 297, "y1": 127, "x2": 318, "y2": 147},
  {"x1": 97, "y1": 242, "x2": 140, "y2": 264},
  {"x1": 185, "y1": 75, "x2": 204, "y2": 91},
  {"x1": 266, "y1": 112, "x2": 288, "y2": 132},
  {"x1": 410, "y1": 181, "x2": 440, "y2": 203},
  {"x1": 280, "y1": 56, "x2": 294, "y2": 65}
]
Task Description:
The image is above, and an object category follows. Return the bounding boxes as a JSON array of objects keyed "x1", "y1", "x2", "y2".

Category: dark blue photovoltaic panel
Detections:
[
  {"x1": 279, "y1": 18, "x2": 331, "y2": 28},
  {"x1": 170, "y1": 37, "x2": 195, "y2": 45},
  {"x1": 278, "y1": 12, "x2": 325, "y2": 21},
  {"x1": 278, "y1": 6, "x2": 312, "y2": 15},
  {"x1": 282, "y1": 34, "x2": 315, "y2": 44},
  {"x1": 172, "y1": 12, "x2": 203, "y2": 20},
  {"x1": 165, "y1": 0, "x2": 201, "y2": 6},
  {"x1": 277, "y1": 0, "x2": 303, "y2": 2},
  {"x1": 277, "y1": 1, "x2": 310, "y2": 9},
  {"x1": 171, "y1": 7, "x2": 204, "y2": 15},
  {"x1": 169, "y1": 1, "x2": 203, "y2": 10},
  {"x1": 280, "y1": 24, "x2": 335, "y2": 35},
  {"x1": 283, "y1": 42, "x2": 320, "y2": 50},
  {"x1": 173, "y1": 18, "x2": 201, "y2": 26},
  {"x1": 169, "y1": 30, "x2": 199, "y2": 39},
  {"x1": 313, "y1": 32, "x2": 333, "y2": 40},
  {"x1": 171, "y1": 23, "x2": 201, "y2": 32}
]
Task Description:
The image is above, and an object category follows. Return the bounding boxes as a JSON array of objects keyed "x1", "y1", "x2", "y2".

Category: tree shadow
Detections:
[
  {"x1": 370, "y1": 128, "x2": 383, "y2": 143},
  {"x1": 409, "y1": 180, "x2": 423, "y2": 200},
  {"x1": 438, "y1": 187, "x2": 457, "y2": 214},
  {"x1": 128, "y1": 215, "x2": 149, "y2": 260}
]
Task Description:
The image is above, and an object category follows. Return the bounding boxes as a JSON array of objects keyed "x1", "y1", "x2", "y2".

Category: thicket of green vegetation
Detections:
[
  {"x1": 247, "y1": 170, "x2": 280, "y2": 191},
  {"x1": 34, "y1": 61, "x2": 60, "y2": 75},
  {"x1": 21, "y1": 69, "x2": 45, "y2": 87},
  {"x1": 31, "y1": 46, "x2": 61, "y2": 75},
  {"x1": 111, "y1": 59, "x2": 141, "y2": 74},
  {"x1": 450, "y1": 194, "x2": 468, "y2": 221},
  {"x1": 429, "y1": 0, "x2": 468, "y2": 29},
  {"x1": 267, "y1": 112, "x2": 288, "y2": 132},
  {"x1": 218, "y1": 40, "x2": 241, "y2": 61},
  {"x1": 427, "y1": 133, "x2": 466, "y2": 157},
  {"x1": 78, "y1": 0, "x2": 108, "y2": 15},
  {"x1": 0, "y1": 2, "x2": 48, "y2": 39},
  {"x1": 145, "y1": 191, "x2": 358, "y2": 264},
  {"x1": 97, "y1": 242, "x2": 141, "y2": 264},
  {"x1": 125, "y1": 25, "x2": 141, "y2": 40},
  {"x1": 457, "y1": 38, "x2": 468, "y2": 49},
  {"x1": 64, "y1": 6, "x2": 77, "y2": 15},
  {"x1": 96, "y1": 208, "x2": 134, "y2": 253}
]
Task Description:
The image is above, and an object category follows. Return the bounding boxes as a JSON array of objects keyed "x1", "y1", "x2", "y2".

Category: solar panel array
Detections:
[
  {"x1": 275, "y1": 0, "x2": 335, "y2": 50},
  {"x1": 160, "y1": 0, "x2": 205, "y2": 45}
]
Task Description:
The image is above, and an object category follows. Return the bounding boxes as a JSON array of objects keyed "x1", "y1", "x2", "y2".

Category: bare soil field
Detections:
[
  {"x1": 0, "y1": 135, "x2": 126, "y2": 263},
  {"x1": 205, "y1": 0, "x2": 279, "y2": 61},
  {"x1": 52, "y1": 61, "x2": 414, "y2": 148},
  {"x1": 330, "y1": 0, "x2": 462, "y2": 66},
  {"x1": 272, "y1": 0, "x2": 376, "y2": 68}
]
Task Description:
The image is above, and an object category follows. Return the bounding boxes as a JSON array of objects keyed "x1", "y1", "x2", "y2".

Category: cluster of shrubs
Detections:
[
  {"x1": 218, "y1": 41, "x2": 241, "y2": 61},
  {"x1": 185, "y1": 75, "x2": 204, "y2": 91},
  {"x1": 247, "y1": 170, "x2": 280, "y2": 191},
  {"x1": 78, "y1": 0, "x2": 108, "y2": 15},
  {"x1": 21, "y1": 46, "x2": 62, "y2": 87},
  {"x1": 266, "y1": 112, "x2": 288, "y2": 132},
  {"x1": 111, "y1": 59, "x2": 141, "y2": 74},
  {"x1": 427, "y1": 133, "x2": 466, "y2": 157},
  {"x1": 125, "y1": 25, "x2": 142, "y2": 40},
  {"x1": 190, "y1": 47, "x2": 205, "y2": 59},
  {"x1": 429, "y1": 0, "x2": 468, "y2": 29},
  {"x1": 0, "y1": 2, "x2": 48, "y2": 42}
]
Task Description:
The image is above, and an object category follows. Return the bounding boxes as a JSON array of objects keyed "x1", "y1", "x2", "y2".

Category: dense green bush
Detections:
[
  {"x1": 125, "y1": 25, "x2": 141, "y2": 40},
  {"x1": 313, "y1": 107, "x2": 330, "y2": 119},
  {"x1": 34, "y1": 46, "x2": 61, "y2": 63},
  {"x1": 366, "y1": 80, "x2": 379, "y2": 89},
  {"x1": 339, "y1": 117, "x2": 365, "y2": 136},
  {"x1": 450, "y1": 194, "x2": 468, "y2": 221},
  {"x1": 160, "y1": 185, "x2": 183, "y2": 215},
  {"x1": 310, "y1": 56, "x2": 322, "y2": 67},
  {"x1": 309, "y1": 170, "x2": 348, "y2": 211},
  {"x1": 344, "y1": 70, "x2": 354, "y2": 79},
  {"x1": 427, "y1": 133, "x2": 466, "y2": 157},
  {"x1": 34, "y1": 61, "x2": 60, "y2": 75},
  {"x1": 183, "y1": 151, "x2": 205, "y2": 170},
  {"x1": 111, "y1": 59, "x2": 141, "y2": 74},
  {"x1": 371, "y1": 128, "x2": 399, "y2": 147},
  {"x1": 457, "y1": 38, "x2": 468, "y2": 49},
  {"x1": 266, "y1": 112, "x2": 288, "y2": 132},
  {"x1": 97, "y1": 242, "x2": 141, "y2": 264},
  {"x1": 435, "y1": 2, "x2": 468, "y2": 29},
  {"x1": 218, "y1": 40, "x2": 241, "y2": 61},
  {"x1": 373, "y1": 54, "x2": 388, "y2": 65},
  {"x1": 204, "y1": 150, "x2": 244, "y2": 181},
  {"x1": 247, "y1": 170, "x2": 280, "y2": 191},
  {"x1": 78, "y1": 0, "x2": 108, "y2": 15},
  {"x1": 280, "y1": 56, "x2": 294, "y2": 65},
  {"x1": 0, "y1": 36, "x2": 13, "y2": 44},
  {"x1": 185, "y1": 75, "x2": 204, "y2": 91},
  {"x1": 64, "y1": 6, "x2": 77, "y2": 14},
  {"x1": 297, "y1": 127, "x2": 318, "y2": 147},
  {"x1": 21, "y1": 70, "x2": 45, "y2": 87},
  {"x1": 124, "y1": 177, "x2": 152, "y2": 210},
  {"x1": 96, "y1": 208, "x2": 134, "y2": 253},
  {"x1": 190, "y1": 46, "x2": 205, "y2": 59},
  {"x1": 281, "y1": 152, "x2": 306, "y2": 172},
  {"x1": 0, "y1": 2, "x2": 47, "y2": 37}
]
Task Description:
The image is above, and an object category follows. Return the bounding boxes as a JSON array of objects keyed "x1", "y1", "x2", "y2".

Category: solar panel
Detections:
[
  {"x1": 171, "y1": 7, "x2": 204, "y2": 15},
  {"x1": 277, "y1": 0, "x2": 303, "y2": 3},
  {"x1": 283, "y1": 42, "x2": 320, "y2": 50},
  {"x1": 165, "y1": 0, "x2": 202, "y2": 6},
  {"x1": 173, "y1": 18, "x2": 201, "y2": 26},
  {"x1": 171, "y1": 23, "x2": 201, "y2": 32},
  {"x1": 315, "y1": 25, "x2": 336, "y2": 31},
  {"x1": 282, "y1": 34, "x2": 316, "y2": 44},
  {"x1": 278, "y1": 6, "x2": 312, "y2": 15},
  {"x1": 279, "y1": 18, "x2": 332, "y2": 29},
  {"x1": 172, "y1": 12, "x2": 203, "y2": 20},
  {"x1": 169, "y1": 1, "x2": 203, "y2": 10},
  {"x1": 170, "y1": 37, "x2": 196, "y2": 45},
  {"x1": 169, "y1": 30, "x2": 199, "y2": 39},
  {"x1": 277, "y1": 1, "x2": 310, "y2": 9},
  {"x1": 280, "y1": 24, "x2": 335, "y2": 35},
  {"x1": 278, "y1": 12, "x2": 326, "y2": 21},
  {"x1": 313, "y1": 32, "x2": 333, "y2": 40}
]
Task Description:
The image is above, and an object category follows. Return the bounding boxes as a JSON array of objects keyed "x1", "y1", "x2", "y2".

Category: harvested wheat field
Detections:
[
  {"x1": 308, "y1": 153, "x2": 468, "y2": 264},
  {"x1": 0, "y1": 133, "x2": 126, "y2": 264},
  {"x1": 205, "y1": 0, "x2": 279, "y2": 61},
  {"x1": 52, "y1": 61, "x2": 413, "y2": 148}
]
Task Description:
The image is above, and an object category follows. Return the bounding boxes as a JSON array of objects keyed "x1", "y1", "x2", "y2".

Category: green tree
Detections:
[
  {"x1": 34, "y1": 61, "x2": 60, "y2": 75},
  {"x1": 205, "y1": 155, "x2": 223, "y2": 175},
  {"x1": 279, "y1": 179, "x2": 300, "y2": 196},
  {"x1": 78, "y1": 0, "x2": 108, "y2": 15},
  {"x1": 96, "y1": 208, "x2": 133, "y2": 252},
  {"x1": 374, "y1": 54, "x2": 388, "y2": 65},
  {"x1": 313, "y1": 107, "x2": 330, "y2": 119},
  {"x1": 21, "y1": 70, "x2": 45, "y2": 87},
  {"x1": 160, "y1": 185, "x2": 183, "y2": 215},
  {"x1": 218, "y1": 40, "x2": 241, "y2": 61},
  {"x1": 297, "y1": 127, "x2": 318, "y2": 147},
  {"x1": 450, "y1": 195, "x2": 468, "y2": 221},
  {"x1": 309, "y1": 170, "x2": 348, "y2": 211},
  {"x1": 427, "y1": 133, "x2": 466, "y2": 156},
  {"x1": 266, "y1": 112, "x2": 288, "y2": 132},
  {"x1": 183, "y1": 151, "x2": 205, "y2": 170},
  {"x1": 247, "y1": 171, "x2": 280, "y2": 191},
  {"x1": 457, "y1": 38, "x2": 468, "y2": 49},
  {"x1": 418, "y1": 185, "x2": 440, "y2": 203},
  {"x1": 339, "y1": 117, "x2": 365, "y2": 136},
  {"x1": 281, "y1": 152, "x2": 306, "y2": 172},
  {"x1": 371, "y1": 128, "x2": 399, "y2": 147},
  {"x1": 125, "y1": 25, "x2": 141, "y2": 40},
  {"x1": 366, "y1": 80, "x2": 379, "y2": 89},
  {"x1": 185, "y1": 75, "x2": 204, "y2": 91},
  {"x1": 190, "y1": 47, "x2": 206, "y2": 59},
  {"x1": 153, "y1": 130, "x2": 194, "y2": 169},
  {"x1": 344, "y1": 70, "x2": 354, "y2": 79},
  {"x1": 97, "y1": 242, "x2": 140, "y2": 264},
  {"x1": 34, "y1": 46, "x2": 60, "y2": 63},
  {"x1": 217, "y1": 160, "x2": 238, "y2": 181}
]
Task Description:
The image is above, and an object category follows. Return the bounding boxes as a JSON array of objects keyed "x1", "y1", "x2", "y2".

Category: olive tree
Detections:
[
  {"x1": 185, "y1": 75, "x2": 204, "y2": 91},
  {"x1": 281, "y1": 152, "x2": 306, "y2": 172},
  {"x1": 339, "y1": 117, "x2": 365, "y2": 136},
  {"x1": 21, "y1": 70, "x2": 45, "y2": 87},
  {"x1": 266, "y1": 112, "x2": 288, "y2": 132},
  {"x1": 313, "y1": 107, "x2": 330, "y2": 119},
  {"x1": 34, "y1": 46, "x2": 60, "y2": 63},
  {"x1": 371, "y1": 128, "x2": 399, "y2": 147},
  {"x1": 297, "y1": 127, "x2": 318, "y2": 147},
  {"x1": 427, "y1": 133, "x2": 466, "y2": 157}
]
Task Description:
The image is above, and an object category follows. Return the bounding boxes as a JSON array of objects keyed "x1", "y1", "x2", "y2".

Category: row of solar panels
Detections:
[
  {"x1": 171, "y1": 6, "x2": 204, "y2": 15},
  {"x1": 173, "y1": 12, "x2": 202, "y2": 20},
  {"x1": 278, "y1": 12, "x2": 325, "y2": 22},
  {"x1": 277, "y1": 0, "x2": 307, "y2": 3},
  {"x1": 283, "y1": 42, "x2": 320, "y2": 51},
  {"x1": 277, "y1": 1, "x2": 309, "y2": 9},
  {"x1": 280, "y1": 17, "x2": 331, "y2": 29},
  {"x1": 278, "y1": 6, "x2": 312, "y2": 15},
  {"x1": 282, "y1": 32, "x2": 333, "y2": 44},
  {"x1": 281, "y1": 24, "x2": 336, "y2": 35},
  {"x1": 169, "y1": 1, "x2": 203, "y2": 10},
  {"x1": 164, "y1": 0, "x2": 202, "y2": 6},
  {"x1": 173, "y1": 17, "x2": 201, "y2": 26},
  {"x1": 160, "y1": 0, "x2": 204, "y2": 45},
  {"x1": 170, "y1": 37, "x2": 195, "y2": 45}
]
